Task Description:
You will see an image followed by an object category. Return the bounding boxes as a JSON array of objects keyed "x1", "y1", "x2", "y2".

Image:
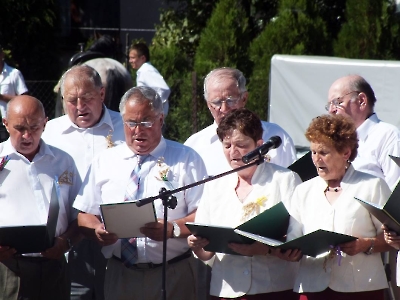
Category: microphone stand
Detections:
[{"x1": 136, "y1": 155, "x2": 266, "y2": 300}]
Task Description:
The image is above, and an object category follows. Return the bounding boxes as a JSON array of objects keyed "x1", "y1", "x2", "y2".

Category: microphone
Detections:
[{"x1": 241, "y1": 136, "x2": 282, "y2": 164}]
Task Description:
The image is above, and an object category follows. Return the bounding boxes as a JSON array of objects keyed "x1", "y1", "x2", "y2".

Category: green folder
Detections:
[
  {"x1": 235, "y1": 229, "x2": 356, "y2": 258},
  {"x1": 288, "y1": 151, "x2": 318, "y2": 182},
  {"x1": 186, "y1": 201, "x2": 289, "y2": 255},
  {"x1": 355, "y1": 178, "x2": 400, "y2": 233}
]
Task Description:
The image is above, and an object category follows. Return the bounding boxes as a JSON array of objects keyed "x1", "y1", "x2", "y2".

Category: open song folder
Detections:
[
  {"x1": 100, "y1": 201, "x2": 157, "y2": 238},
  {"x1": 0, "y1": 181, "x2": 60, "y2": 254},
  {"x1": 288, "y1": 151, "x2": 318, "y2": 182},
  {"x1": 186, "y1": 202, "x2": 289, "y2": 255},
  {"x1": 355, "y1": 179, "x2": 400, "y2": 233},
  {"x1": 235, "y1": 229, "x2": 356, "y2": 257}
]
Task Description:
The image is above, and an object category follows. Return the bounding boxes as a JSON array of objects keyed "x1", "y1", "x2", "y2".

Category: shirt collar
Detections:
[
  {"x1": 316, "y1": 163, "x2": 356, "y2": 191},
  {"x1": 60, "y1": 105, "x2": 115, "y2": 133},
  {"x1": 0, "y1": 139, "x2": 55, "y2": 161},
  {"x1": 209, "y1": 122, "x2": 219, "y2": 144},
  {"x1": 356, "y1": 113, "x2": 378, "y2": 142},
  {"x1": 120, "y1": 136, "x2": 166, "y2": 160}
]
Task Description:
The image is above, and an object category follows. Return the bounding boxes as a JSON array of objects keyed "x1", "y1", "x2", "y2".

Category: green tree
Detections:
[
  {"x1": 0, "y1": 0, "x2": 60, "y2": 79},
  {"x1": 333, "y1": 0, "x2": 386, "y2": 59},
  {"x1": 248, "y1": 0, "x2": 329, "y2": 119}
]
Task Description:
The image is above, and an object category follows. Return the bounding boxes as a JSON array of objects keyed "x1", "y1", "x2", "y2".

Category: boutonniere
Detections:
[
  {"x1": 241, "y1": 196, "x2": 268, "y2": 221},
  {"x1": 58, "y1": 170, "x2": 74, "y2": 185},
  {"x1": 0, "y1": 155, "x2": 10, "y2": 171},
  {"x1": 105, "y1": 130, "x2": 115, "y2": 148},
  {"x1": 155, "y1": 157, "x2": 174, "y2": 189}
]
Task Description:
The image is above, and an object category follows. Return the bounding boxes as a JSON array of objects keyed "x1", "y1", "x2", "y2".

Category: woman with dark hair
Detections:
[
  {"x1": 188, "y1": 108, "x2": 302, "y2": 300},
  {"x1": 279, "y1": 114, "x2": 392, "y2": 300}
]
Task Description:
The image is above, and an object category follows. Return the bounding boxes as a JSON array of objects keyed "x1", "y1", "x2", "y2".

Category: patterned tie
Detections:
[{"x1": 120, "y1": 155, "x2": 147, "y2": 267}]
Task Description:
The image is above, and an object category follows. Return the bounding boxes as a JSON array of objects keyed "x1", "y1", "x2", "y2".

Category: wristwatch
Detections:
[
  {"x1": 364, "y1": 239, "x2": 375, "y2": 255},
  {"x1": 172, "y1": 221, "x2": 181, "y2": 238}
]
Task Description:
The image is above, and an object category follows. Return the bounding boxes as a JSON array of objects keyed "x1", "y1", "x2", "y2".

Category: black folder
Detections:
[
  {"x1": 0, "y1": 181, "x2": 60, "y2": 254},
  {"x1": 288, "y1": 151, "x2": 317, "y2": 182},
  {"x1": 186, "y1": 202, "x2": 289, "y2": 255},
  {"x1": 355, "y1": 179, "x2": 400, "y2": 233},
  {"x1": 389, "y1": 155, "x2": 400, "y2": 168},
  {"x1": 235, "y1": 229, "x2": 356, "y2": 257}
]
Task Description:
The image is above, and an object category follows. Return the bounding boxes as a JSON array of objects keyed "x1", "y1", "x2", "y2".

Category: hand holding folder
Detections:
[{"x1": 186, "y1": 202, "x2": 289, "y2": 255}]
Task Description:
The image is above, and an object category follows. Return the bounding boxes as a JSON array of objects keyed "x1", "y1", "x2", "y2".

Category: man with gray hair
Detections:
[
  {"x1": 74, "y1": 86, "x2": 206, "y2": 300},
  {"x1": 42, "y1": 64, "x2": 125, "y2": 300},
  {"x1": 185, "y1": 67, "x2": 297, "y2": 176}
]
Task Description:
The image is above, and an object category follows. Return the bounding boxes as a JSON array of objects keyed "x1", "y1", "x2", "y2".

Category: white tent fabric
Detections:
[{"x1": 269, "y1": 54, "x2": 400, "y2": 149}]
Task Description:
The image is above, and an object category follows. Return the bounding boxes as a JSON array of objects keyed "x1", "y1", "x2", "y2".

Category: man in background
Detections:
[
  {"x1": 42, "y1": 65, "x2": 125, "y2": 300},
  {"x1": 0, "y1": 44, "x2": 28, "y2": 142},
  {"x1": 129, "y1": 43, "x2": 170, "y2": 117},
  {"x1": 327, "y1": 74, "x2": 400, "y2": 300}
]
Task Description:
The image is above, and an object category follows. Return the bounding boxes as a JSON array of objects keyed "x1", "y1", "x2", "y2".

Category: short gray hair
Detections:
[
  {"x1": 119, "y1": 86, "x2": 163, "y2": 116},
  {"x1": 60, "y1": 65, "x2": 103, "y2": 97},
  {"x1": 203, "y1": 67, "x2": 247, "y2": 101}
]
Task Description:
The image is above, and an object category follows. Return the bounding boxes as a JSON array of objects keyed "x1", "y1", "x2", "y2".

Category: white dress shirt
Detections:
[
  {"x1": 0, "y1": 139, "x2": 80, "y2": 236},
  {"x1": 73, "y1": 137, "x2": 207, "y2": 263},
  {"x1": 196, "y1": 162, "x2": 302, "y2": 298},
  {"x1": 287, "y1": 165, "x2": 390, "y2": 293},
  {"x1": 185, "y1": 121, "x2": 297, "y2": 176},
  {"x1": 0, "y1": 63, "x2": 28, "y2": 118},
  {"x1": 42, "y1": 107, "x2": 125, "y2": 179},
  {"x1": 354, "y1": 113, "x2": 400, "y2": 191},
  {"x1": 136, "y1": 62, "x2": 170, "y2": 117}
]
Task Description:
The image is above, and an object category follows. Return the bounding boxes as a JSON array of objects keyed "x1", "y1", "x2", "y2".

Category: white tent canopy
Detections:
[{"x1": 269, "y1": 54, "x2": 400, "y2": 149}]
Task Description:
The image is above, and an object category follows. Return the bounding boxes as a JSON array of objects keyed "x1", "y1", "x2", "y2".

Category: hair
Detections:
[
  {"x1": 129, "y1": 43, "x2": 150, "y2": 62},
  {"x1": 217, "y1": 108, "x2": 262, "y2": 143},
  {"x1": 348, "y1": 75, "x2": 377, "y2": 109},
  {"x1": 60, "y1": 65, "x2": 103, "y2": 97},
  {"x1": 203, "y1": 67, "x2": 247, "y2": 101},
  {"x1": 305, "y1": 114, "x2": 358, "y2": 161},
  {"x1": 119, "y1": 86, "x2": 163, "y2": 116},
  {"x1": 88, "y1": 34, "x2": 117, "y2": 58}
]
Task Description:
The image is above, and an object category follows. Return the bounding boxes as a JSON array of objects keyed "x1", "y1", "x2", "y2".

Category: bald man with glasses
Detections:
[{"x1": 327, "y1": 74, "x2": 400, "y2": 191}]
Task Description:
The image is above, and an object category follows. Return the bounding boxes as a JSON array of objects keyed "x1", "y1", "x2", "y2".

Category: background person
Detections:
[
  {"x1": 279, "y1": 114, "x2": 392, "y2": 300},
  {"x1": 0, "y1": 44, "x2": 28, "y2": 142},
  {"x1": 128, "y1": 43, "x2": 170, "y2": 117},
  {"x1": 74, "y1": 86, "x2": 206, "y2": 300},
  {"x1": 188, "y1": 108, "x2": 302, "y2": 300},
  {"x1": 0, "y1": 95, "x2": 81, "y2": 300},
  {"x1": 42, "y1": 65, "x2": 125, "y2": 300},
  {"x1": 185, "y1": 67, "x2": 296, "y2": 176}
]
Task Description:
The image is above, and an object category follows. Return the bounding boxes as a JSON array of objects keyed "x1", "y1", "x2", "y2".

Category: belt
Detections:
[{"x1": 113, "y1": 249, "x2": 192, "y2": 270}]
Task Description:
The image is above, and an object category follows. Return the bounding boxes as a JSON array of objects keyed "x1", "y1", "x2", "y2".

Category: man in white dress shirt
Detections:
[
  {"x1": 0, "y1": 95, "x2": 80, "y2": 300},
  {"x1": 128, "y1": 43, "x2": 170, "y2": 117},
  {"x1": 74, "y1": 86, "x2": 206, "y2": 300},
  {"x1": 42, "y1": 65, "x2": 125, "y2": 300},
  {"x1": 185, "y1": 67, "x2": 297, "y2": 177},
  {"x1": 327, "y1": 74, "x2": 400, "y2": 299},
  {"x1": 0, "y1": 44, "x2": 28, "y2": 142}
]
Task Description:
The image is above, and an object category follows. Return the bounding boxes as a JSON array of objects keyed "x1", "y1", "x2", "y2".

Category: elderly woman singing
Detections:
[
  {"x1": 188, "y1": 108, "x2": 302, "y2": 300},
  {"x1": 279, "y1": 114, "x2": 392, "y2": 300}
]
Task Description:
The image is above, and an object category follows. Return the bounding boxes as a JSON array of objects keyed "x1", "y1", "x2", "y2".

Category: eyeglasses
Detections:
[
  {"x1": 325, "y1": 91, "x2": 360, "y2": 111},
  {"x1": 208, "y1": 96, "x2": 241, "y2": 109},
  {"x1": 124, "y1": 117, "x2": 159, "y2": 129}
]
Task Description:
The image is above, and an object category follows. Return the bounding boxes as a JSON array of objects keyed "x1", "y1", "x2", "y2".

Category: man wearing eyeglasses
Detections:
[
  {"x1": 74, "y1": 86, "x2": 206, "y2": 300},
  {"x1": 185, "y1": 67, "x2": 297, "y2": 176},
  {"x1": 42, "y1": 65, "x2": 125, "y2": 300},
  {"x1": 327, "y1": 74, "x2": 400, "y2": 300},
  {"x1": 327, "y1": 74, "x2": 400, "y2": 191}
]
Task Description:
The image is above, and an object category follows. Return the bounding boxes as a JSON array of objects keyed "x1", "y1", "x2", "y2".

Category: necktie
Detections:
[{"x1": 120, "y1": 155, "x2": 147, "y2": 267}]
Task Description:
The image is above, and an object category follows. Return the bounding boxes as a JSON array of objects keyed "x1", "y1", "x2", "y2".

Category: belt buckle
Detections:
[{"x1": 133, "y1": 263, "x2": 153, "y2": 269}]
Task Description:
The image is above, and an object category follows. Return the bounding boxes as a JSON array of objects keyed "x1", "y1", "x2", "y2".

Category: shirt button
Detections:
[
  {"x1": 326, "y1": 267, "x2": 332, "y2": 273},
  {"x1": 243, "y1": 270, "x2": 249, "y2": 275}
]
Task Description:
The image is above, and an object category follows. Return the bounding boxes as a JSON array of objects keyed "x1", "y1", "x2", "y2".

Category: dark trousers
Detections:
[
  {"x1": 0, "y1": 256, "x2": 70, "y2": 300},
  {"x1": 69, "y1": 239, "x2": 107, "y2": 300}
]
